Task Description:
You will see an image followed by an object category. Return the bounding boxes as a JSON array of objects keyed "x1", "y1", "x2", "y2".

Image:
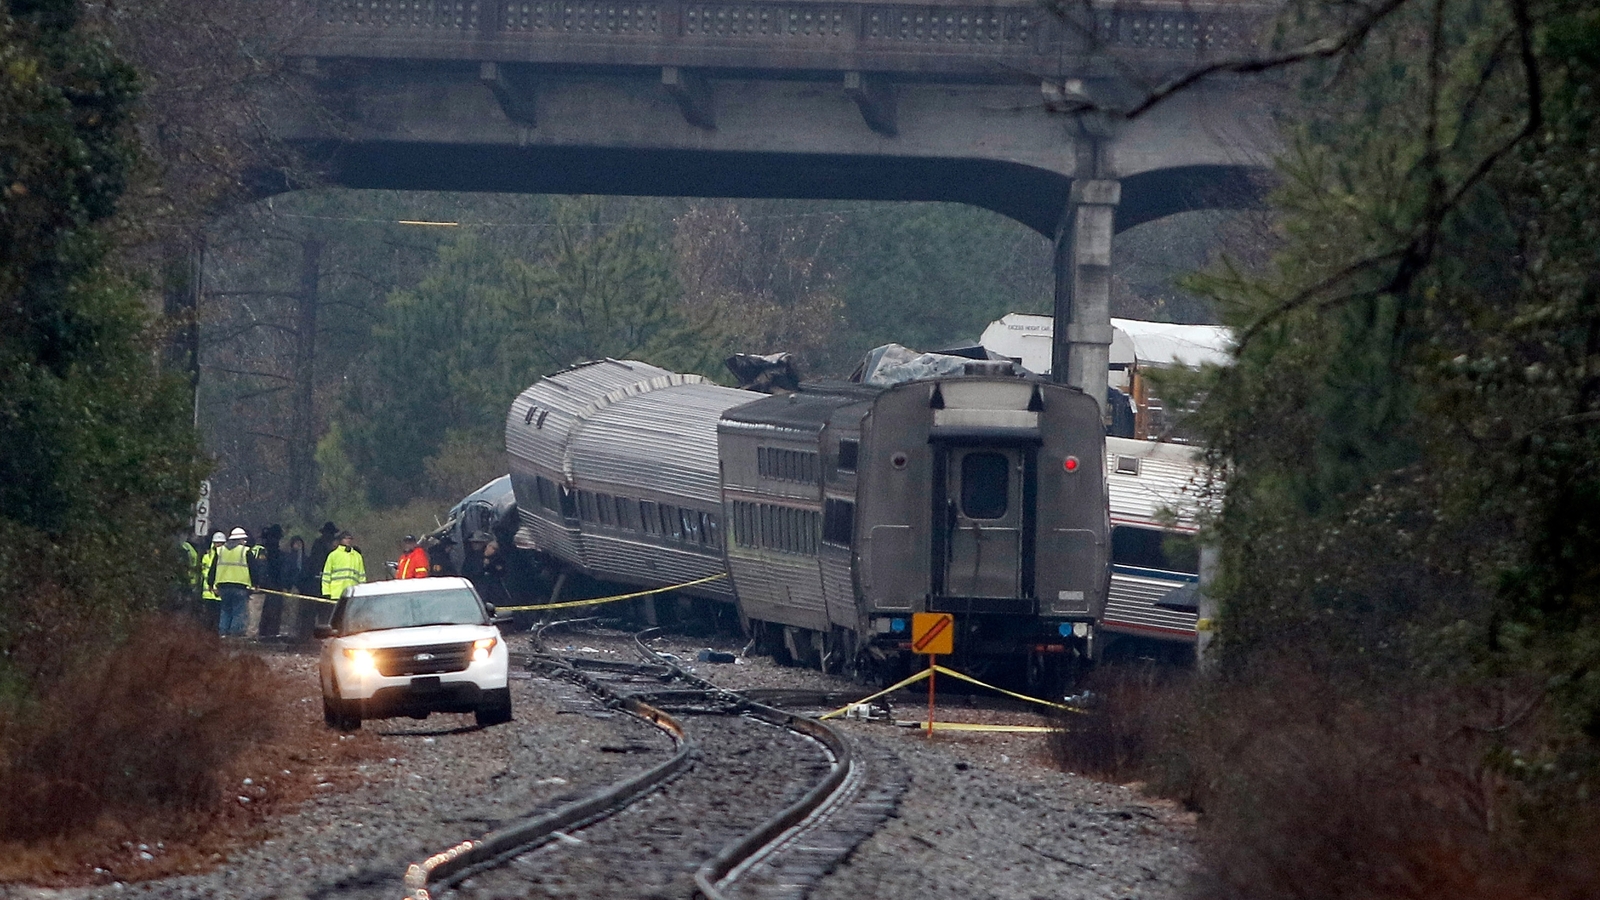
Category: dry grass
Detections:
[
  {"x1": 1053, "y1": 655, "x2": 1600, "y2": 900},
  {"x1": 1049, "y1": 663, "x2": 1192, "y2": 786},
  {"x1": 0, "y1": 615, "x2": 385, "y2": 885}
]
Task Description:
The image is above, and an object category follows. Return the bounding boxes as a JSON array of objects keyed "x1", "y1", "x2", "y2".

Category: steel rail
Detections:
[
  {"x1": 629, "y1": 630, "x2": 860, "y2": 900},
  {"x1": 401, "y1": 623, "x2": 695, "y2": 900}
]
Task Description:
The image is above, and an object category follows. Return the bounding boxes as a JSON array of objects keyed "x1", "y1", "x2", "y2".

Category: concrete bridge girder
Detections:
[{"x1": 281, "y1": 59, "x2": 1277, "y2": 412}]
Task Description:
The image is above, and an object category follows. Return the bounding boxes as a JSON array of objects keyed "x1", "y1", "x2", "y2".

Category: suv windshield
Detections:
[{"x1": 337, "y1": 588, "x2": 484, "y2": 634}]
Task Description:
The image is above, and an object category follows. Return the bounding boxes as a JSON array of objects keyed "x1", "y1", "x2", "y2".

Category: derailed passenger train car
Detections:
[
  {"x1": 1101, "y1": 436, "x2": 1216, "y2": 661},
  {"x1": 505, "y1": 359, "x2": 747, "y2": 605},
  {"x1": 852, "y1": 377, "x2": 1107, "y2": 677},
  {"x1": 503, "y1": 358, "x2": 1110, "y2": 679}
]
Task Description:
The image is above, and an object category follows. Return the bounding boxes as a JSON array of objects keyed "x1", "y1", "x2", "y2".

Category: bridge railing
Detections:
[{"x1": 300, "y1": 0, "x2": 1273, "y2": 76}]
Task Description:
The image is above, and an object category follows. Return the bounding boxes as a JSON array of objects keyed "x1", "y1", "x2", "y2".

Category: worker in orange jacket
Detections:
[{"x1": 396, "y1": 534, "x2": 430, "y2": 579}]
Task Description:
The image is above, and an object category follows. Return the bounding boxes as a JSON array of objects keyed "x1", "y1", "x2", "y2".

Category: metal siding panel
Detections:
[
  {"x1": 1104, "y1": 572, "x2": 1200, "y2": 641},
  {"x1": 819, "y1": 546, "x2": 856, "y2": 628},
  {"x1": 569, "y1": 382, "x2": 752, "y2": 506},
  {"x1": 1105, "y1": 436, "x2": 1214, "y2": 530},
  {"x1": 512, "y1": 506, "x2": 582, "y2": 563},
  {"x1": 575, "y1": 531, "x2": 735, "y2": 600},
  {"x1": 728, "y1": 548, "x2": 829, "y2": 632}
]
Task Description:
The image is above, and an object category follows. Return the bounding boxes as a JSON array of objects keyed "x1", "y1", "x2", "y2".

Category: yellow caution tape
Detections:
[
  {"x1": 493, "y1": 573, "x2": 729, "y2": 613},
  {"x1": 819, "y1": 662, "x2": 1083, "y2": 720},
  {"x1": 930, "y1": 665, "x2": 1085, "y2": 714},
  {"x1": 254, "y1": 587, "x2": 339, "y2": 605},
  {"x1": 894, "y1": 721, "x2": 1058, "y2": 733},
  {"x1": 817, "y1": 666, "x2": 934, "y2": 719},
  {"x1": 254, "y1": 573, "x2": 729, "y2": 613}
]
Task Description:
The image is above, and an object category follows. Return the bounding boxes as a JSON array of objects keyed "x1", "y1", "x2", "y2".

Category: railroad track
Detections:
[{"x1": 403, "y1": 624, "x2": 904, "y2": 900}]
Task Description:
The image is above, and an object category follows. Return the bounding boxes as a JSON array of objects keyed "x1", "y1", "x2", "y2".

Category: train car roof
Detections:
[
  {"x1": 506, "y1": 358, "x2": 710, "y2": 479},
  {"x1": 720, "y1": 388, "x2": 875, "y2": 435},
  {"x1": 1105, "y1": 436, "x2": 1218, "y2": 532},
  {"x1": 568, "y1": 380, "x2": 753, "y2": 503}
]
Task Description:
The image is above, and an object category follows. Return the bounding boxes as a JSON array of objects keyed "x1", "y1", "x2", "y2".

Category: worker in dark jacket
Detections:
[{"x1": 298, "y1": 521, "x2": 338, "y2": 631}]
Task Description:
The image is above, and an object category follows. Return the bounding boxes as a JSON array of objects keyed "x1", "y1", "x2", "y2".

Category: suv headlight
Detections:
[
  {"x1": 343, "y1": 647, "x2": 377, "y2": 674},
  {"x1": 472, "y1": 637, "x2": 497, "y2": 663}
]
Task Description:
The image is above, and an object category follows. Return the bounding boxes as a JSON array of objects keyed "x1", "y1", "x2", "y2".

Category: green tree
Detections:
[
  {"x1": 1182, "y1": 0, "x2": 1600, "y2": 784},
  {"x1": 499, "y1": 196, "x2": 717, "y2": 376},
  {"x1": 0, "y1": 0, "x2": 204, "y2": 686}
]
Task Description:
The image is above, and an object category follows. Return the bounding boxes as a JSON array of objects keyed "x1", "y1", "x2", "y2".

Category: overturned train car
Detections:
[{"x1": 503, "y1": 359, "x2": 1109, "y2": 676}]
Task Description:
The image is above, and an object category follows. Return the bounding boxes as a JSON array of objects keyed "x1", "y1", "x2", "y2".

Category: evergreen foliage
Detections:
[
  {"x1": 0, "y1": 0, "x2": 204, "y2": 688},
  {"x1": 1185, "y1": 0, "x2": 1600, "y2": 819}
]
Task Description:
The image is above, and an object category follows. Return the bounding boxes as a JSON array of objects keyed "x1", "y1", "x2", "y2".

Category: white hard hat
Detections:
[
  {"x1": 229, "y1": 527, "x2": 249, "y2": 541},
  {"x1": 211, "y1": 532, "x2": 227, "y2": 545}
]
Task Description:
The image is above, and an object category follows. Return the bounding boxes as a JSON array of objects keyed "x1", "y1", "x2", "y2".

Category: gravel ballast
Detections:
[{"x1": 2, "y1": 627, "x2": 1196, "y2": 900}]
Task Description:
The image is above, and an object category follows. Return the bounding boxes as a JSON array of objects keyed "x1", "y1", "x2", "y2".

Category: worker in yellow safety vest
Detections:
[
  {"x1": 211, "y1": 527, "x2": 254, "y2": 637},
  {"x1": 322, "y1": 531, "x2": 366, "y2": 603},
  {"x1": 199, "y1": 531, "x2": 224, "y2": 632},
  {"x1": 201, "y1": 532, "x2": 224, "y2": 600}
]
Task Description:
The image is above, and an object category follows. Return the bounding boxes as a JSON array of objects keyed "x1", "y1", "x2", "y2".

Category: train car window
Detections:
[
  {"x1": 536, "y1": 477, "x2": 559, "y2": 512},
  {"x1": 823, "y1": 499, "x2": 854, "y2": 546},
  {"x1": 704, "y1": 512, "x2": 720, "y2": 548},
  {"x1": 837, "y1": 440, "x2": 859, "y2": 472},
  {"x1": 559, "y1": 487, "x2": 578, "y2": 521},
  {"x1": 640, "y1": 500, "x2": 659, "y2": 535},
  {"x1": 660, "y1": 504, "x2": 682, "y2": 541},
  {"x1": 596, "y1": 493, "x2": 614, "y2": 526},
  {"x1": 681, "y1": 508, "x2": 700, "y2": 544},
  {"x1": 735, "y1": 502, "x2": 755, "y2": 548},
  {"x1": 960, "y1": 452, "x2": 1010, "y2": 519},
  {"x1": 757, "y1": 446, "x2": 821, "y2": 484},
  {"x1": 1111, "y1": 526, "x2": 1201, "y2": 574},
  {"x1": 576, "y1": 491, "x2": 595, "y2": 523}
]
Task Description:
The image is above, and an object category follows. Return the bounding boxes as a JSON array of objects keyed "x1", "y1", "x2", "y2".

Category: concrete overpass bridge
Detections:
[{"x1": 279, "y1": 0, "x2": 1279, "y2": 404}]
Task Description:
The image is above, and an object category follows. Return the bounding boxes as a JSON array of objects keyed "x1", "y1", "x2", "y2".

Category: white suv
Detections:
[{"x1": 315, "y1": 577, "x2": 512, "y2": 730}]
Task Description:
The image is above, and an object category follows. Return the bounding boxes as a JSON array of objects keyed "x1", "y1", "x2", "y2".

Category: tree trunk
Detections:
[
  {"x1": 161, "y1": 241, "x2": 202, "y2": 421},
  {"x1": 291, "y1": 239, "x2": 323, "y2": 518}
]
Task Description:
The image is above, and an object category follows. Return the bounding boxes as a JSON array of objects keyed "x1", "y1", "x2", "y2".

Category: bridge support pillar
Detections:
[{"x1": 1051, "y1": 178, "x2": 1120, "y2": 418}]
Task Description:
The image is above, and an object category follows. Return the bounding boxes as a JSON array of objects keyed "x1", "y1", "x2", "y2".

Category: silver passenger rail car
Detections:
[
  {"x1": 504, "y1": 358, "x2": 749, "y2": 603},
  {"x1": 716, "y1": 384, "x2": 880, "y2": 669},
  {"x1": 854, "y1": 377, "x2": 1109, "y2": 675},
  {"x1": 1101, "y1": 436, "x2": 1214, "y2": 657}
]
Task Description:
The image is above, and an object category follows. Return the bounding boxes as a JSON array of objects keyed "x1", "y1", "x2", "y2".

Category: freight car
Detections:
[{"x1": 500, "y1": 358, "x2": 1110, "y2": 681}]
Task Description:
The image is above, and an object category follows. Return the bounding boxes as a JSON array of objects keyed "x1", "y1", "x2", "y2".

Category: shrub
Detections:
[
  {"x1": 1152, "y1": 656, "x2": 1600, "y2": 900},
  {"x1": 1049, "y1": 662, "x2": 1193, "y2": 786},
  {"x1": 0, "y1": 615, "x2": 285, "y2": 841}
]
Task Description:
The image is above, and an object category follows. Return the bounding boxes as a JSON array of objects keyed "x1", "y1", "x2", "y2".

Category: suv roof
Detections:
[{"x1": 346, "y1": 576, "x2": 477, "y2": 598}]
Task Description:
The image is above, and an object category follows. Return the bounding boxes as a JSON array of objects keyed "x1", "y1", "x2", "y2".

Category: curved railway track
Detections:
[{"x1": 404, "y1": 624, "x2": 904, "y2": 900}]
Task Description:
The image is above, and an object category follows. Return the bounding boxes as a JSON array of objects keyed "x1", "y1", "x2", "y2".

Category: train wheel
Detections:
[
  {"x1": 783, "y1": 626, "x2": 820, "y2": 669},
  {"x1": 1026, "y1": 650, "x2": 1066, "y2": 697},
  {"x1": 752, "y1": 620, "x2": 794, "y2": 666}
]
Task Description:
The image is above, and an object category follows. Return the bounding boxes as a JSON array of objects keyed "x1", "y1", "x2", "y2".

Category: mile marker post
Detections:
[{"x1": 911, "y1": 612, "x2": 954, "y2": 737}]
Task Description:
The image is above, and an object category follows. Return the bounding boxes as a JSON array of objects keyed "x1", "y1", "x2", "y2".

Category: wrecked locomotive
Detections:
[{"x1": 481, "y1": 357, "x2": 1108, "y2": 682}]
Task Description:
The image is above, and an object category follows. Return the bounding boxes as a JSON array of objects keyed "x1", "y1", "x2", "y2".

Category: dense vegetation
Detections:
[
  {"x1": 0, "y1": 0, "x2": 204, "y2": 688},
  {"x1": 1146, "y1": 0, "x2": 1600, "y2": 894}
]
